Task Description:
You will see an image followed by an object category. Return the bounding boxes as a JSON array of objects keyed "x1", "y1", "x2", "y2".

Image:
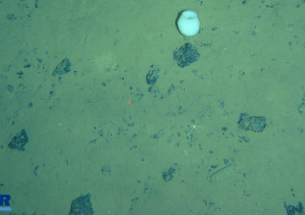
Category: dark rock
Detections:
[
  {"x1": 162, "y1": 167, "x2": 176, "y2": 182},
  {"x1": 237, "y1": 113, "x2": 266, "y2": 132},
  {"x1": 102, "y1": 165, "x2": 111, "y2": 176},
  {"x1": 146, "y1": 65, "x2": 159, "y2": 85},
  {"x1": 173, "y1": 43, "x2": 200, "y2": 68},
  {"x1": 52, "y1": 58, "x2": 71, "y2": 76},
  {"x1": 8, "y1": 129, "x2": 29, "y2": 151},
  {"x1": 69, "y1": 193, "x2": 94, "y2": 215}
]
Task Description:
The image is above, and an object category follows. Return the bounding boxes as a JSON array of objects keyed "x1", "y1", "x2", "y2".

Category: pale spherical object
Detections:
[{"x1": 177, "y1": 10, "x2": 200, "y2": 36}]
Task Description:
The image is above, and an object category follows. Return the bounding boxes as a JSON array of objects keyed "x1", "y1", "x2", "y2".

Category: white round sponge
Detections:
[{"x1": 177, "y1": 10, "x2": 200, "y2": 37}]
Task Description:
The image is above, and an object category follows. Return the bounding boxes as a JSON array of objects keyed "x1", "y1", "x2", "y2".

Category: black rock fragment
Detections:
[
  {"x1": 173, "y1": 43, "x2": 200, "y2": 68},
  {"x1": 284, "y1": 201, "x2": 303, "y2": 215},
  {"x1": 8, "y1": 129, "x2": 29, "y2": 151},
  {"x1": 69, "y1": 193, "x2": 94, "y2": 215},
  {"x1": 7, "y1": 85, "x2": 14, "y2": 93},
  {"x1": 237, "y1": 113, "x2": 266, "y2": 132},
  {"x1": 297, "y1": 93, "x2": 305, "y2": 114},
  {"x1": 98, "y1": 129, "x2": 104, "y2": 136},
  {"x1": 101, "y1": 165, "x2": 111, "y2": 176},
  {"x1": 146, "y1": 65, "x2": 159, "y2": 85},
  {"x1": 7, "y1": 14, "x2": 16, "y2": 20},
  {"x1": 162, "y1": 167, "x2": 176, "y2": 182},
  {"x1": 223, "y1": 158, "x2": 230, "y2": 165},
  {"x1": 24, "y1": 63, "x2": 31, "y2": 68},
  {"x1": 52, "y1": 58, "x2": 71, "y2": 77}
]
